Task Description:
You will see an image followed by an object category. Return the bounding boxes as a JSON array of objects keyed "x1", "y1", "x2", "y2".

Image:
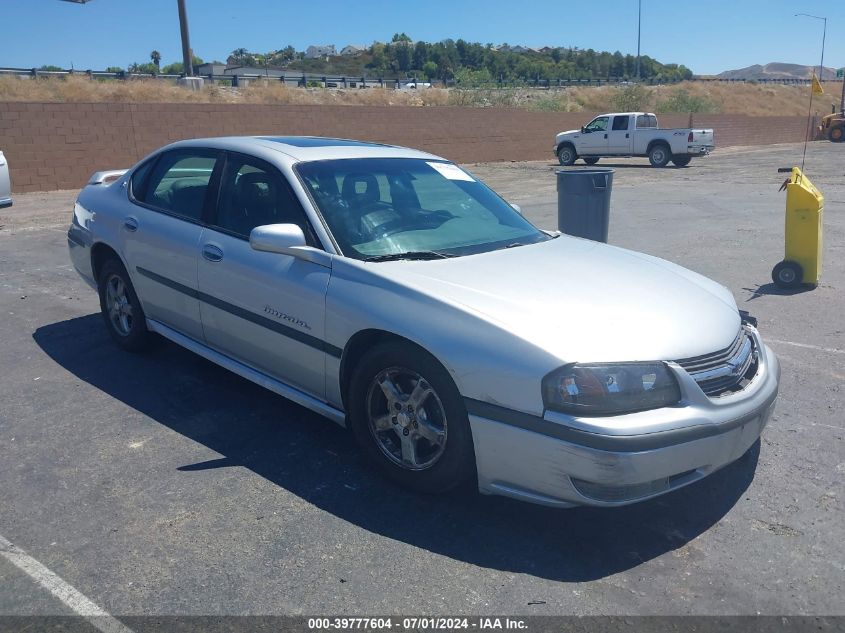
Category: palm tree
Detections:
[{"x1": 150, "y1": 50, "x2": 161, "y2": 72}]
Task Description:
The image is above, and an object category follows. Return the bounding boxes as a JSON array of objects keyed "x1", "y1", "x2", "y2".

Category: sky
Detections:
[{"x1": 2, "y1": 0, "x2": 843, "y2": 76}]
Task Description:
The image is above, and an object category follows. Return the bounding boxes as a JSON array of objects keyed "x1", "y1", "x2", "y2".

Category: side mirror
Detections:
[
  {"x1": 249, "y1": 224, "x2": 331, "y2": 267},
  {"x1": 510, "y1": 203, "x2": 523, "y2": 214},
  {"x1": 581, "y1": 126, "x2": 587, "y2": 133}
]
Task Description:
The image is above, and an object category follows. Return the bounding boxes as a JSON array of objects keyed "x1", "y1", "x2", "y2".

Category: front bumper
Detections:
[{"x1": 468, "y1": 336, "x2": 779, "y2": 507}]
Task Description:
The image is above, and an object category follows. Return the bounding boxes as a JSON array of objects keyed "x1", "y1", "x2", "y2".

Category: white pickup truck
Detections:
[{"x1": 554, "y1": 112, "x2": 715, "y2": 168}]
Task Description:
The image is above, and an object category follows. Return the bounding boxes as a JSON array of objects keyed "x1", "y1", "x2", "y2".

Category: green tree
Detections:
[
  {"x1": 422, "y1": 61, "x2": 437, "y2": 80},
  {"x1": 38, "y1": 65, "x2": 64, "y2": 71},
  {"x1": 160, "y1": 54, "x2": 203, "y2": 75},
  {"x1": 128, "y1": 62, "x2": 158, "y2": 74},
  {"x1": 391, "y1": 32, "x2": 412, "y2": 43},
  {"x1": 150, "y1": 50, "x2": 161, "y2": 71}
]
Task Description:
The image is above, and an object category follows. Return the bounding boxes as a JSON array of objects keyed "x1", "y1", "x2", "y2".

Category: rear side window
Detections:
[
  {"x1": 636, "y1": 115, "x2": 657, "y2": 129},
  {"x1": 137, "y1": 150, "x2": 218, "y2": 221},
  {"x1": 612, "y1": 116, "x2": 629, "y2": 131}
]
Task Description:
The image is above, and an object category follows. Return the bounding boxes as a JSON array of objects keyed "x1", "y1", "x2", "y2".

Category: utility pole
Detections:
[
  {"x1": 177, "y1": 0, "x2": 193, "y2": 77},
  {"x1": 636, "y1": 0, "x2": 642, "y2": 80}
]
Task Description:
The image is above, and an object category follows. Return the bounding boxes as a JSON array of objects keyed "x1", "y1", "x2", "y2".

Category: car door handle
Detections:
[
  {"x1": 625, "y1": 133, "x2": 630, "y2": 138},
  {"x1": 604, "y1": 133, "x2": 608, "y2": 139},
  {"x1": 123, "y1": 217, "x2": 138, "y2": 232},
  {"x1": 202, "y1": 244, "x2": 224, "y2": 262}
]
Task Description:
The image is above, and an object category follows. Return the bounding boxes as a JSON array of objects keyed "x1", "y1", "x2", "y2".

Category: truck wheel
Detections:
[
  {"x1": 648, "y1": 144, "x2": 671, "y2": 168},
  {"x1": 828, "y1": 125, "x2": 844, "y2": 142},
  {"x1": 583, "y1": 157, "x2": 600, "y2": 165},
  {"x1": 672, "y1": 155, "x2": 692, "y2": 167},
  {"x1": 772, "y1": 260, "x2": 803, "y2": 289},
  {"x1": 557, "y1": 144, "x2": 577, "y2": 166}
]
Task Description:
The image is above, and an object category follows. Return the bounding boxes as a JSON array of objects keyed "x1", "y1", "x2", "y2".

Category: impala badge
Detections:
[{"x1": 263, "y1": 305, "x2": 311, "y2": 330}]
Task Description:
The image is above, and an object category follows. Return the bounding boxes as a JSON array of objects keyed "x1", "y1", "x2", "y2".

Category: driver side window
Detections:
[
  {"x1": 585, "y1": 117, "x2": 609, "y2": 132},
  {"x1": 213, "y1": 153, "x2": 316, "y2": 245}
]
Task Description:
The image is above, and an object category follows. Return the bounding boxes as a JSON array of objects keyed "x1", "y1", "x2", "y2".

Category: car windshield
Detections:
[{"x1": 296, "y1": 158, "x2": 549, "y2": 260}]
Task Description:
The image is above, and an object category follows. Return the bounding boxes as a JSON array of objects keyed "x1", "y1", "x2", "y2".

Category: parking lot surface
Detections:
[{"x1": 0, "y1": 142, "x2": 843, "y2": 616}]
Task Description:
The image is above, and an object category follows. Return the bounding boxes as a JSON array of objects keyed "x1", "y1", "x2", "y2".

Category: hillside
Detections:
[{"x1": 717, "y1": 62, "x2": 838, "y2": 80}]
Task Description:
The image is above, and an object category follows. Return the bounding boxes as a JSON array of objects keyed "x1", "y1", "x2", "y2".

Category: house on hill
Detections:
[
  {"x1": 341, "y1": 44, "x2": 365, "y2": 56},
  {"x1": 305, "y1": 45, "x2": 337, "y2": 59}
]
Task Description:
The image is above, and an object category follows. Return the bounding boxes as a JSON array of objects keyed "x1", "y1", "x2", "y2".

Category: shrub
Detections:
[
  {"x1": 657, "y1": 88, "x2": 719, "y2": 113},
  {"x1": 611, "y1": 83, "x2": 651, "y2": 111}
]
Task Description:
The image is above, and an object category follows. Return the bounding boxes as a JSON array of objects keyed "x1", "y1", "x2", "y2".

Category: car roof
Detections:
[{"x1": 164, "y1": 136, "x2": 445, "y2": 163}]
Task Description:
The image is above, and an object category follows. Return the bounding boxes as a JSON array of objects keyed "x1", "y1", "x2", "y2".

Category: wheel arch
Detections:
[
  {"x1": 338, "y1": 329, "x2": 457, "y2": 410},
  {"x1": 557, "y1": 141, "x2": 576, "y2": 154},
  {"x1": 90, "y1": 241, "x2": 128, "y2": 283},
  {"x1": 646, "y1": 139, "x2": 671, "y2": 155}
]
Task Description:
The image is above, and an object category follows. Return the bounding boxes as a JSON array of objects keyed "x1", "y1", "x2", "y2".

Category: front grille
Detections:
[{"x1": 676, "y1": 329, "x2": 758, "y2": 397}]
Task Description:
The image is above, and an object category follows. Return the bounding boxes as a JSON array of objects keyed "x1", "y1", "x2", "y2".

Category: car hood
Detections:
[
  {"x1": 371, "y1": 236, "x2": 741, "y2": 363},
  {"x1": 556, "y1": 129, "x2": 580, "y2": 139}
]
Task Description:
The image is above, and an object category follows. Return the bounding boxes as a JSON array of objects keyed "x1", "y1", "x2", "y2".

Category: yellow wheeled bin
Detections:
[{"x1": 772, "y1": 167, "x2": 823, "y2": 289}]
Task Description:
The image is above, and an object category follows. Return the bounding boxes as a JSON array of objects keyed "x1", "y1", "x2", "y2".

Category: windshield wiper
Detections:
[{"x1": 364, "y1": 250, "x2": 455, "y2": 262}]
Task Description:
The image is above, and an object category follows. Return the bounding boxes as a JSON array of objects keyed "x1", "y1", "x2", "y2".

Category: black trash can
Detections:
[{"x1": 556, "y1": 168, "x2": 614, "y2": 242}]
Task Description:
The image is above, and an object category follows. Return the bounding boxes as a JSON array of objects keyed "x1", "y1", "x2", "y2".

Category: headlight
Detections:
[{"x1": 542, "y1": 362, "x2": 681, "y2": 416}]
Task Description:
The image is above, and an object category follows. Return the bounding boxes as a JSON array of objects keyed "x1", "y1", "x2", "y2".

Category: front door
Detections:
[
  {"x1": 196, "y1": 152, "x2": 331, "y2": 399},
  {"x1": 577, "y1": 116, "x2": 610, "y2": 155}
]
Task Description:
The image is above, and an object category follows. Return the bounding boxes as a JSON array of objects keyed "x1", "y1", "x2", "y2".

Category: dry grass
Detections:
[
  {"x1": 0, "y1": 74, "x2": 450, "y2": 107},
  {"x1": 0, "y1": 75, "x2": 841, "y2": 116}
]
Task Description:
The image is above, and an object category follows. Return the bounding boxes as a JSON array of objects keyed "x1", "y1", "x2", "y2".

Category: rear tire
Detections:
[
  {"x1": 828, "y1": 125, "x2": 844, "y2": 143},
  {"x1": 672, "y1": 155, "x2": 692, "y2": 167},
  {"x1": 583, "y1": 157, "x2": 600, "y2": 165},
  {"x1": 557, "y1": 144, "x2": 577, "y2": 166},
  {"x1": 97, "y1": 258, "x2": 153, "y2": 352},
  {"x1": 771, "y1": 260, "x2": 803, "y2": 289},
  {"x1": 347, "y1": 341, "x2": 476, "y2": 494},
  {"x1": 648, "y1": 143, "x2": 671, "y2": 168}
]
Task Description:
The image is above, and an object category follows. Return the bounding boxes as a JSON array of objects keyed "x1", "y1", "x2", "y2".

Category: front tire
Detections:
[
  {"x1": 828, "y1": 125, "x2": 844, "y2": 142},
  {"x1": 97, "y1": 258, "x2": 153, "y2": 352},
  {"x1": 648, "y1": 143, "x2": 671, "y2": 168},
  {"x1": 347, "y1": 341, "x2": 475, "y2": 494},
  {"x1": 672, "y1": 155, "x2": 692, "y2": 167},
  {"x1": 557, "y1": 144, "x2": 577, "y2": 166}
]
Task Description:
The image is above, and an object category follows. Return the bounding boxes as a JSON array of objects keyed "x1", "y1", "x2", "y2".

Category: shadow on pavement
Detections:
[
  {"x1": 34, "y1": 314, "x2": 760, "y2": 583},
  {"x1": 743, "y1": 282, "x2": 816, "y2": 300}
]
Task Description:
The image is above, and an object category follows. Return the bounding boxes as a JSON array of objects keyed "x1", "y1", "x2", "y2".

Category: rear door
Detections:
[
  {"x1": 607, "y1": 114, "x2": 633, "y2": 154},
  {"x1": 123, "y1": 148, "x2": 221, "y2": 341},
  {"x1": 196, "y1": 151, "x2": 332, "y2": 399}
]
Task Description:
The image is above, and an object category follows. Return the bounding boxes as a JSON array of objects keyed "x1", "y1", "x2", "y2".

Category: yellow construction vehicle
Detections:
[
  {"x1": 820, "y1": 109, "x2": 844, "y2": 142},
  {"x1": 820, "y1": 82, "x2": 845, "y2": 142}
]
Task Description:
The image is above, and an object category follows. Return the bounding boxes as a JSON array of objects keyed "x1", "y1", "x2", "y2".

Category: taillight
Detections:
[{"x1": 688, "y1": 131, "x2": 694, "y2": 142}]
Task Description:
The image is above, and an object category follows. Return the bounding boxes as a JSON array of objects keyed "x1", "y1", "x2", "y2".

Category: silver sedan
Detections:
[
  {"x1": 0, "y1": 150, "x2": 11, "y2": 209},
  {"x1": 67, "y1": 136, "x2": 779, "y2": 507}
]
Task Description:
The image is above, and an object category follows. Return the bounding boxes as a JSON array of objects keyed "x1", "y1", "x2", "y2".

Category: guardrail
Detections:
[{"x1": 0, "y1": 66, "x2": 838, "y2": 89}]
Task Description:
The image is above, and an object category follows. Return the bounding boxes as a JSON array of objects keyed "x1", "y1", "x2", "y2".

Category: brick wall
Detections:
[{"x1": 0, "y1": 102, "x2": 814, "y2": 193}]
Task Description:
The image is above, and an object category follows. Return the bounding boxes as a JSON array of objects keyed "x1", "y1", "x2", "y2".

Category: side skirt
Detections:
[{"x1": 147, "y1": 318, "x2": 347, "y2": 428}]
